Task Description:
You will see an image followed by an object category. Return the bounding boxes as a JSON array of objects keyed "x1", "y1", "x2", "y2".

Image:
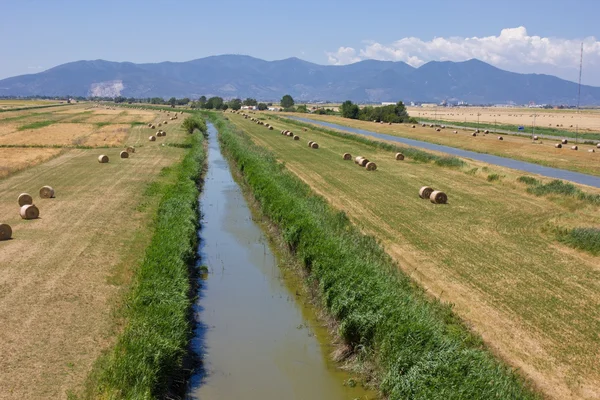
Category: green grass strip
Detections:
[
  {"x1": 18, "y1": 120, "x2": 56, "y2": 130},
  {"x1": 210, "y1": 112, "x2": 536, "y2": 400},
  {"x1": 557, "y1": 227, "x2": 600, "y2": 255},
  {"x1": 272, "y1": 115, "x2": 466, "y2": 168},
  {"x1": 0, "y1": 102, "x2": 73, "y2": 113},
  {"x1": 518, "y1": 176, "x2": 600, "y2": 205},
  {"x1": 96, "y1": 116, "x2": 207, "y2": 399}
]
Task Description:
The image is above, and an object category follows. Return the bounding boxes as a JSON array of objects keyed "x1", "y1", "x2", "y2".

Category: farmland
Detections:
[
  {"x1": 0, "y1": 104, "x2": 195, "y2": 399},
  {"x1": 407, "y1": 106, "x2": 600, "y2": 138},
  {"x1": 284, "y1": 113, "x2": 600, "y2": 177},
  {"x1": 226, "y1": 111, "x2": 600, "y2": 399}
]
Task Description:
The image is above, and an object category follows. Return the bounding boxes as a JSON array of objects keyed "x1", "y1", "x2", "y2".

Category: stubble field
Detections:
[
  {"x1": 228, "y1": 111, "x2": 600, "y2": 400},
  {"x1": 0, "y1": 104, "x2": 189, "y2": 399}
]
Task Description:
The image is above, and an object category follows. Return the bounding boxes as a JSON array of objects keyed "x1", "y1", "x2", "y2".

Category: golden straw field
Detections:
[
  {"x1": 0, "y1": 104, "x2": 189, "y2": 399},
  {"x1": 228, "y1": 111, "x2": 600, "y2": 400}
]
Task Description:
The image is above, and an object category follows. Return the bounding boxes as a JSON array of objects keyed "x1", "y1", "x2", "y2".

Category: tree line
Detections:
[{"x1": 340, "y1": 100, "x2": 416, "y2": 123}]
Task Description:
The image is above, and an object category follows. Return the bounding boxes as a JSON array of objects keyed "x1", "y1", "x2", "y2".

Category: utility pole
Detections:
[{"x1": 576, "y1": 42, "x2": 583, "y2": 144}]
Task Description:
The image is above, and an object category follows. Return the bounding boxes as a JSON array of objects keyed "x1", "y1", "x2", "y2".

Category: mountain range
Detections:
[{"x1": 1, "y1": 55, "x2": 599, "y2": 105}]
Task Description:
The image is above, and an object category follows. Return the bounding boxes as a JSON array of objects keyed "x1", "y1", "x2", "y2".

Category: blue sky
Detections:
[{"x1": 1, "y1": 0, "x2": 599, "y2": 84}]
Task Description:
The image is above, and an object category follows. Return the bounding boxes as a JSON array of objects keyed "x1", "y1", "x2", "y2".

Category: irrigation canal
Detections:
[
  {"x1": 289, "y1": 116, "x2": 600, "y2": 189},
  {"x1": 185, "y1": 123, "x2": 374, "y2": 399}
]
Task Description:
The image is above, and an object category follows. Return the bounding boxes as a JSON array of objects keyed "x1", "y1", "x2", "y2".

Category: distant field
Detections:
[
  {"x1": 407, "y1": 106, "x2": 600, "y2": 133},
  {"x1": 282, "y1": 113, "x2": 600, "y2": 177},
  {"x1": 228, "y1": 111, "x2": 600, "y2": 400},
  {"x1": 0, "y1": 99, "x2": 67, "y2": 111},
  {"x1": 0, "y1": 104, "x2": 189, "y2": 399}
]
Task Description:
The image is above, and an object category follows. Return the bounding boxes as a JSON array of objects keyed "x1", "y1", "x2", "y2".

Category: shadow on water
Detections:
[
  {"x1": 289, "y1": 116, "x2": 600, "y2": 188},
  {"x1": 186, "y1": 123, "x2": 374, "y2": 400}
]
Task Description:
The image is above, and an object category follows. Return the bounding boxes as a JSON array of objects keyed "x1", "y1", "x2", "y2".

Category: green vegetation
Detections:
[
  {"x1": 182, "y1": 115, "x2": 207, "y2": 134},
  {"x1": 280, "y1": 94, "x2": 295, "y2": 109},
  {"x1": 419, "y1": 117, "x2": 600, "y2": 141},
  {"x1": 17, "y1": 120, "x2": 56, "y2": 130},
  {"x1": 340, "y1": 100, "x2": 416, "y2": 123},
  {"x1": 210, "y1": 113, "x2": 535, "y2": 399},
  {"x1": 95, "y1": 118, "x2": 207, "y2": 398},
  {"x1": 0, "y1": 103, "x2": 72, "y2": 113},
  {"x1": 487, "y1": 173, "x2": 502, "y2": 182},
  {"x1": 273, "y1": 115, "x2": 466, "y2": 168},
  {"x1": 519, "y1": 176, "x2": 600, "y2": 205},
  {"x1": 557, "y1": 227, "x2": 600, "y2": 255},
  {"x1": 257, "y1": 102, "x2": 268, "y2": 111}
]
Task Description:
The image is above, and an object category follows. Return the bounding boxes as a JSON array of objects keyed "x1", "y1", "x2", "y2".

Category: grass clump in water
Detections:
[
  {"x1": 210, "y1": 112, "x2": 536, "y2": 400},
  {"x1": 94, "y1": 115, "x2": 207, "y2": 399}
]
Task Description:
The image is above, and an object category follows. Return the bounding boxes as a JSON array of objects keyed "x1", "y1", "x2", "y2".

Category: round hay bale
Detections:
[
  {"x1": 498, "y1": 136, "x2": 503, "y2": 140},
  {"x1": 359, "y1": 158, "x2": 370, "y2": 167},
  {"x1": 436, "y1": 128, "x2": 441, "y2": 132},
  {"x1": 555, "y1": 143, "x2": 562, "y2": 148},
  {"x1": 39, "y1": 186, "x2": 55, "y2": 199},
  {"x1": 161, "y1": 131, "x2": 167, "y2": 136},
  {"x1": 388, "y1": 122, "x2": 392, "y2": 125},
  {"x1": 588, "y1": 149, "x2": 595, "y2": 153},
  {"x1": 149, "y1": 136, "x2": 156, "y2": 142},
  {"x1": 164, "y1": 121, "x2": 168, "y2": 124},
  {"x1": 20, "y1": 204, "x2": 39, "y2": 220},
  {"x1": 453, "y1": 130, "x2": 458, "y2": 134},
  {"x1": 395, "y1": 153, "x2": 405, "y2": 160},
  {"x1": 365, "y1": 162, "x2": 377, "y2": 171},
  {"x1": 120, "y1": 151, "x2": 129, "y2": 159},
  {"x1": 421, "y1": 123, "x2": 426, "y2": 127},
  {"x1": 287, "y1": 132, "x2": 293, "y2": 137},
  {"x1": 126, "y1": 146, "x2": 135, "y2": 153},
  {"x1": 308, "y1": 141, "x2": 314, "y2": 147},
  {"x1": 533, "y1": 135, "x2": 539, "y2": 140},
  {"x1": 484, "y1": 130, "x2": 489, "y2": 134},
  {"x1": 158, "y1": 123, "x2": 162, "y2": 127},
  {"x1": 571, "y1": 145, "x2": 578, "y2": 151},
  {"x1": 311, "y1": 142, "x2": 319, "y2": 149},
  {"x1": 18, "y1": 193, "x2": 33, "y2": 206},
  {"x1": 355, "y1": 156, "x2": 364, "y2": 164},
  {"x1": 419, "y1": 186, "x2": 434, "y2": 199},
  {"x1": 597, "y1": 143, "x2": 600, "y2": 149},
  {"x1": 98, "y1": 154, "x2": 109, "y2": 163},
  {"x1": 0, "y1": 223, "x2": 12, "y2": 241},
  {"x1": 303, "y1": 128, "x2": 308, "y2": 131},
  {"x1": 293, "y1": 135, "x2": 300, "y2": 140},
  {"x1": 269, "y1": 126, "x2": 273, "y2": 130},
  {"x1": 412, "y1": 125, "x2": 416, "y2": 128},
  {"x1": 342, "y1": 153, "x2": 352, "y2": 160},
  {"x1": 472, "y1": 132, "x2": 477, "y2": 137},
  {"x1": 430, "y1": 190, "x2": 448, "y2": 204},
  {"x1": 156, "y1": 131, "x2": 162, "y2": 137},
  {"x1": 562, "y1": 139, "x2": 568, "y2": 144}
]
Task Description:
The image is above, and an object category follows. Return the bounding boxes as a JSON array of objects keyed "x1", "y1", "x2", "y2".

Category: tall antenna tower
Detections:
[
  {"x1": 577, "y1": 42, "x2": 583, "y2": 113},
  {"x1": 576, "y1": 43, "x2": 583, "y2": 143}
]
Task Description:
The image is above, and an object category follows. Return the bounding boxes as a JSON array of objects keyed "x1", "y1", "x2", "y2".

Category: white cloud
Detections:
[{"x1": 325, "y1": 27, "x2": 600, "y2": 84}]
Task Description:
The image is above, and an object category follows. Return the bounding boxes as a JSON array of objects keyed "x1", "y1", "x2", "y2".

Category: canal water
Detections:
[{"x1": 186, "y1": 123, "x2": 373, "y2": 399}]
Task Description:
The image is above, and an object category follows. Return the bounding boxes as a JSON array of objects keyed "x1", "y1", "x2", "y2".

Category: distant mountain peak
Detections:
[{"x1": 0, "y1": 54, "x2": 598, "y2": 104}]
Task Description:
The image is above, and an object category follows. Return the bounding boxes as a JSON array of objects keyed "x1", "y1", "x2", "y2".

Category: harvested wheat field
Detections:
[
  {"x1": 229, "y1": 112, "x2": 600, "y2": 400},
  {"x1": 0, "y1": 148, "x2": 63, "y2": 179},
  {"x1": 289, "y1": 113, "x2": 600, "y2": 176},
  {"x1": 408, "y1": 106, "x2": 600, "y2": 133},
  {"x1": 0, "y1": 105, "x2": 190, "y2": 399}
]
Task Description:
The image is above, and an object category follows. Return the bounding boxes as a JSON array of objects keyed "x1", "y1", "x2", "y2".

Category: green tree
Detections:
[
  {"x1": 229, "y1": 98, "x2": 242, "y2": 110},
  {"x1": 198, "y1": 96, "x2": 207, "y2": 106},
  {"x1": 168, "y1": 97, "x2": 177, "y2": 107},
  {"x1": 296, "y1": 104, "x2": 308, "y2": 113},
  {"x1": 206, "y1": 96, "x2": 224, "y2": 110},
  {"x1": 340, "y1": 100, "x2": 359, "y2": 119},
  {"x1": 280, "y1": 94, "x2": 295, "y2": 108},
  {"x1": 243, "y1": 98, "x2": 257, "y2": 106},
  {"x1": 177, "y1": 98, "x2": 190, "y2": 105},
  {"x1": 222, "y1": 104, "x2": 229, "y2": 111},
  {"x1": 257, "y1": 103, "x2": 268, "y2": 111}
]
